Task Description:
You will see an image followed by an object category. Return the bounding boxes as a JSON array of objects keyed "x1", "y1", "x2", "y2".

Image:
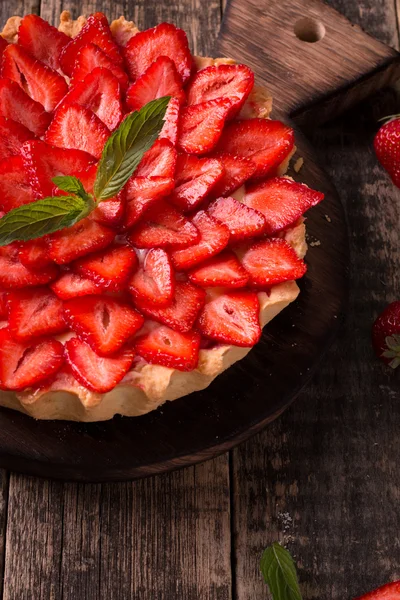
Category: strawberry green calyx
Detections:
[{"x1": 382, "y1": 334, "x2": 400, "y2": 369}]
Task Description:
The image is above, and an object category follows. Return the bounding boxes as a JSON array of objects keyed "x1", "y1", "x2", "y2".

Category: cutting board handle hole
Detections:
[{"x1": 294, "y1": 17, "x2": 325, "y2": 43}]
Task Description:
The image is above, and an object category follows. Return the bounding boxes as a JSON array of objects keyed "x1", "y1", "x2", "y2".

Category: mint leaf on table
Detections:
[
  {"x1": 52, "y1": 175, "x2": 92, "y2": 202},
  {"x1": 260, "y1": 543, "x2": 303, "y2": 600}
]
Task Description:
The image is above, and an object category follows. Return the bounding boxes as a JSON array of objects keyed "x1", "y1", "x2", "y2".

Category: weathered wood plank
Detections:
[{"x1": 0, "y1": 1, "x2": 39, "y2": 24}]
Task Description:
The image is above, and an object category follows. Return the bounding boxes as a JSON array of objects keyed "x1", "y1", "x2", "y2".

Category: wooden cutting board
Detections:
[{"x1": 0, "y1": 0, "x2": 398, "y2": 481}]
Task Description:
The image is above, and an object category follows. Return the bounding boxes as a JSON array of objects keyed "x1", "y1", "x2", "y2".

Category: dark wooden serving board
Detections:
[{"x1": 0, "y1": 0, "x2": 398, "y2": 481}]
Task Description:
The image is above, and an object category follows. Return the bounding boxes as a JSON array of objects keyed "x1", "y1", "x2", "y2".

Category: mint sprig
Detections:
[
  {"x1": 52, "y1": 175, "x2": 92, "y2": 202},
  {"x1": 260, "y1": 543, "x2": 303, "y2": 600}
]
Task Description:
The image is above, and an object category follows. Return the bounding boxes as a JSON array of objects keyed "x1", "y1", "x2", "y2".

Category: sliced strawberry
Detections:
[
  {"x1": 2, "y1": 44, "x2": 68, "y2": 112},
  {"x1": 51, "y1": 271, "x2": 104, "y2": 300},
  {"x1": 64, "y1": 295, "x2": 144, "y2": 356},
  {"x1": 60, "y1": 12, "x2": 123, "y2": 77},
  {"x1": 244, "y1": 177, "x2": 324, "y2": 235},
  {"x1": 124, "y1": 22, "x2": 192, "y2": 83},
  {"x1": 355, "y1": 581, "x2": 400, "y2": 600},
  {"x1": 0, "y1": 37, "x2": 8, "y2": 58},
  {"x1": 136, "y1": 139, "x2": 177, "y2": 179},
  {"x1": 178, "y1": 98, "x2": 232, "y2": 155},
  {"x1": 71, "y1": 43, "x2": 129, "y2": 92},
  {"x1": 18, "y1": 14, "x2": 70, "y2": 72},
  {"x1": 0, "y1": 328, "x2": 64, "y2": 391},
  {"x1": 0, "y1": 156, "x2": 36, "y2": 212},
  {"x1": 0, "y1": 117, "x2": 36, "y2": 162},
  {"x1": 0, "y1": 290, "x2": 8, "y2": 319},
  {"x1": 18, "y1": 238, "x2": 52, "y2": 269},
  {"x1": 74, "y1": 243, "x2": 138, "y2": 291},
  {"x1": 197, "y1": 290, "x2": 261, "y2": 347},
  {"x1": 0, "y1": 78, "x2": 51, "y2": 136},
  {"x1": 210, "y1": 153, "x2": 257, "y2": 197},
  {"x1": 240, "y1": 238, "x2": 307, "y2": 287},
  {"x1": 129, "y1": 248, "x2": 174, "y2": 307},
  {"x1": 127, "y1": 199, "x2": 199, "y2": 248},
  {"x1": 215, "y1": 119, "x2": 294, "y2": 179},
  {"x1": 0, "y1": 244, "x2": 58, "y2": 289},
  {"x1": 188, "y1": 251, "x2": 249, "y2": 288},
  {"x1": 187, "y1": 64, "x2": 254, "y2": 118},
  {"x1": 159, "y1": 97, "x2": 180, "y2": 146},
  {"x1": 126, "y1": 56, "x2": 185, "y2": 112},
  {"x1": 49, "y1": 218, "x2": 115, "y2": 265},
  {"x1": 59, "y1": 67, "x2": 123, "y2": 131},
  {"x1": 134, "y1": 281, "x2": 205, "y2": 333},
  {"x1": 169, "y1": 154, "x2": 224, "y2": 212},
  {"x1": 8, "y1": 286, "x2": 67, "y2": 341},
  {"x1": 124, "y1": 176, "x2": 174, "y2": 228},
  {"x1": 65, "y1": 337, "x2": 134, "y2": 393},
  {"x1": 45, "y1": 103, "x2": 109, "y2": 159},
  {"x1": 171, "y1": 211, "x2": 230, "y2": 270},
  {"x1": 135, "y1": 323, "x2": 200, "y2": 371},
  {"x1": 76, "y1": 164, "x2": 124, "y2": 228},
  {"x1": 208, "y1": 196, "x2": 266, "y2": 242}
]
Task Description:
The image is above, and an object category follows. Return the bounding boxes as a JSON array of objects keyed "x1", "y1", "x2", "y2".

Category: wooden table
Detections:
[{"x1": 0, "y1": 0, "x2": 399, "y2": 598}]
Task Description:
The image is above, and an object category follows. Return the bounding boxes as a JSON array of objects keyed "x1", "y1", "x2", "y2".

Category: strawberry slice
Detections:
[
  {"x1": 45, "y1": 103, "x2": 109, "y2": 159},
  {"x1": 2, "y1": 44, "x2": 68, "y2": 112},
  {"x1": 171, "y1": 211, "x2": 230, "y2": 270},
  {"x1": 74, "y1": 243, "x2": 138, "y2": 291},
  {"x1": 135, "y1": 281, "x2": 205, "y2": 333},
  {"x1": 208, "y1": 196, "x2": 266, "y2": 241},
  {"x1": 355, "y1": 581, "x2": 400, "y2": 599},
  {"x1": 51, "y1": 272, "x2": 104, "y2": 300},
  {"x1": 0, "y1": 156, "x2": 36, "y2": 211},
  {"x1": 129, "y1": 248, "x2": 174, "y2": 307},
  {"x1": 49, "y1": 218, "x2": 115, "y2": 265},
  {"x1": 215, "y1": 119, "x2": 294, "y2": 179},
  {"x1": 0, "y1": 244, "x2": 58, "y2": 289},
  {"x1": 188, "y1": 251, "x2": 249, "y2": 288},
  {"x1": 0, "y1": 37, "x2": 8, "y2": 58},
  {"x1": 136, "y1": 139, "x2": 177, "y2": 179},
  {"x1": 18, "y1": 238, "x2": 52, "y2": 269},
  {"x1": 135, "y1": 324, "x2": 200, "y2": 371},
  {"x1": 60, "y1": 12, "x2": 123, "y2": 77},
  {"x1": 8, "y1": 286, "x2": 67, "y2": 341},
  {"x1": 178, "y1": 98, "x2": 232, "y2": 155},
  {"x1": 169, "y1": 154, "x2": 224, "y2": 212},
  {"x1": 65, "y1": 338, "x2": 134, "y2": 393},
  {"x1": 127, "y1": 199, "x2": 200, "y2": 248},
  {"x1": 126, "y1": 56, "x2": 186, "y2": 112},
  {"x1": 244, "y1": 177, "x2": 324, "y2": 235},
  {"x1": 0, "y1": 290, "x2": 8, "y2": 319},
  {"x1": 0, "y1": 79, "x2": 51, "y2": 136},
  {"x1": 70, "y1": 43, "x2": 129, "y2": 92},
  {"x1": 159, "y1": 97, "x2": 180, "y2": 146},
  {"x1": 197, "y1": 291, "x2": 261, "y2": 347},
  {"x1": 59, "y1": 67, "x2": 123, "y2": 131},
  {"x1": 18, "y1": 14, "x2": 70, "y2": 72},
  {"x1": 64, "y1": 295, "x2": 144, "y2": 356},
  {"x1": 125, "y1": 176, "x2": 175, "y2": 228},
  {"x1": 0, "y1": 117, "x2": 36, "y2": 162},
  {"x1": 75, "y1": 164, "x2": 124, "y2": 228},
  {"x1": 187, "y1": 64, "x2": 254, "y2": 118},
  {"x1": 124, "y1": 22, "x2": 192, "y2": 83},
  {"x1": 0, "y1": 328, "x2": 64, "y2": 391},
  {"x1": 240, "y1": 238, "x2": 307, "y2": 287},
  {"x1": 210, "y1": 153, "x2": 257, "y2": 197}
]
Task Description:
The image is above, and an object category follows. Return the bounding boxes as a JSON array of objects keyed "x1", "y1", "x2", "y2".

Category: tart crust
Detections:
[{"x1": 0, "y1": 13, "x2": 306, "y2": 421}]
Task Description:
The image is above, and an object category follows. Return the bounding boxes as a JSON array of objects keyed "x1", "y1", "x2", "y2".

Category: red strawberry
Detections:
[
  {"x1": 18, "y1": 14, "x2": 70, "y2": 72},
  {"x1": 71, "y1": 43, "x2": 129, "y2": 92},
  {"x1": 0, "y1": 244, "x2": 58, "y2": 289},
  {"x1": 240, "y1": 238, "x2": 307, "y2": 287},
  {"x1": 188, "y1": 251, "x2": 249, "y2": 288},
  {"x1": 197, "y1": 290, "x2": 261, "y2": 346},
  {"x1": 0, "y1": 328, "x2": 64, "y2": 391},
  {"x1": 208, "y1": 195, "x2": 266, "y2": 241},
  {"x1": 2, "y1": 44, "x2": 68, "y2": 112},
  {"x1": 64, "y1": 295, "x2": 144, "y2": 356},
  {"x1": 75, "y1": 164, "x2": 124, "y2": 228},
  {"x1": 169, "y1": 154, "x2": 224, "y2": 212},
  {"x1": 159, "y1": 97, "x2": 180, "y2": 146},
  {"x1": 374, "y1": 118, "x2": 400, "y2": 187},
  {"x1": 134, "y1": 281, "x2": 205, "y2": 333},
  {"x1": 355, "y1": 581, "x2": 400, "y2": 599},
  {"x1": 210, "y1": 153, "x2": 257, "y2": 197},
  {"x1": 124, "y1": 176, "x2": 175, "y2": 228},
  {"x1": 124, "y1": 22, "x2": 192, "y2": 83},
  {"x1": 187, "y1": 64, "x2": 254, "y2": 118},
  {"x1": 244, "y1": 177, "x2": 324, "y2": 235},
  {"x1": 8, "y1": 286, "x2": 67, "y2": 341},
  {"x1": 65, "y1": 337, "x2": 134, "y2": 393},
  {"x1": 0, "y1": 156, "x2": 36, "y2": 212},
  {"x1": 372, "y1": 301, "x2": 400, "y2": 368},
  {"x1": 45, "y1": 103, "x2": 109, "y2": 159},
  {"x1": 51, "y1": 271, "x2": 104, "y2": 300},
  {"x1": 60, "y1": 12, "x2": 123, "y2": 77},
  {"x1": 18, "y1": 238, "x2": 52, "y2": 269},
  {"x1": 171, "y1": 211, "x2": 230, "y2": 270},
  {"x1": 0, "y1": 290, "x2": 8, "y2": 319},
  {"x1": 215, "y1": 119, "x2": 294, "y2": 179},
  {"x1": 129, "y1": 248, "x2": 174, "y2": 307},
  {"x1": 0, "y1": 37, "x2": 8, "y2": 58},
  {"x1": 59, "y1": 67, "x2": 123, "y2": 131},
  {"x1": 0, "y1": 117, "x2": 36, "y2": 162},
  {"x1": 126, "y1": 56, "x2": 185, "y2": 112},
  {"x1": 127, "y1": 199, "x2": 199, "y2": 248},
  {"x1": 135, "y1": 323, "x2": 200, "y2": 371},
  {"x1": 49, "y1": 218, "x2": 115, "y2": 265},
  {"x1": 0, "y1": 78, "x2": 51, "y2": 136},
  {"x1": 136, "y1": 139, "x2": 177, "y2": 179},
  {"x1": 178, "y1": 98, "x2": 232, "y2": 155},
  {"x1": 74, "y1": 243, "x2": 138, "y2": 291}
]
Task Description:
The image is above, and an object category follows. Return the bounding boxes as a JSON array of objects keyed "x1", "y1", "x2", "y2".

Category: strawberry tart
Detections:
[{"x1": 0, "y1": 11, "x2": 324, "y2": 421}]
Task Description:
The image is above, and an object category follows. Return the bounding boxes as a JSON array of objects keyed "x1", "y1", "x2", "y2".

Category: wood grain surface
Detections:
[{"x1": 0, "y1": 0, "x2": 398, "y2": 599}]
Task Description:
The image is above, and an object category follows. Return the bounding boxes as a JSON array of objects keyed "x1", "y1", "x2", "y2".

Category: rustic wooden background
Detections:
[{"x1": 0, "y1": 0, "x2": 399, "y2": 598}]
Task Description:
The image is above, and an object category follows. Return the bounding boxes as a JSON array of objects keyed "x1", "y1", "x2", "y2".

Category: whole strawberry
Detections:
[
  {"x1": 372, "y1": 301, "x2": 400, "y2": 368},
  {"x1": 374, "y1": 117, "x2": 400, "y2": 187},
  {"x1": 354, "y1": 580, "x2": 400, "y2": 599}
]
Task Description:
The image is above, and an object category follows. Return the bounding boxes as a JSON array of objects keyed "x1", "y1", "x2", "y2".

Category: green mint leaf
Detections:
[
  {"x1": 94, "y1": 96, "x2": 170, "y2": 201},
  {"x1": 260, "y1": 543, "x2": 303, "y2": 600},
  {"x1": 52, "y1": 175, "x2": 91, "y2": 202}
]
